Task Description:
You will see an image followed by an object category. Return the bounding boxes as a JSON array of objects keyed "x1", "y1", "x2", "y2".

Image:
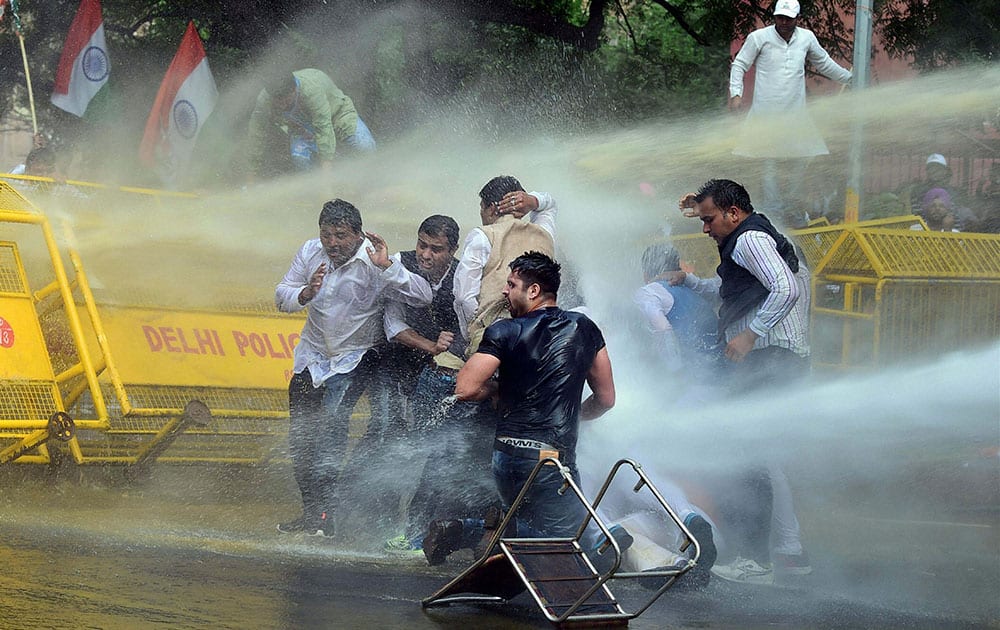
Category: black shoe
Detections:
[
  {"x1": 305, "y1": 512, "x2": 334, "y2": 539},
  {"x1": 683, "y1": 514, "x2": 716, "y2": 589},
  {"x1": 423, "y1": 519, "x2": 463, "y2": 566},
  {"x1": 474, "y1": 506, "x2": 513, "y2": 558},
  {"x1": 277, "y1": 514, "x2": 310, "y2": 534}
]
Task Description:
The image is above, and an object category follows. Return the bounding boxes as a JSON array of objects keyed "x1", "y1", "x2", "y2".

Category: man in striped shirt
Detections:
[
  {"x1": 673, "y1": 178, "x2": 812, "y2": 583},
  {"x1": 676, "y1": 178, "x2": 809, "y2": 390}
]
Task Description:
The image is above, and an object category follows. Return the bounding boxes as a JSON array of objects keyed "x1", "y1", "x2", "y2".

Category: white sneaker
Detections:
[{"x1": 711, "y1": 557, "x2": 774, "y2": 585}]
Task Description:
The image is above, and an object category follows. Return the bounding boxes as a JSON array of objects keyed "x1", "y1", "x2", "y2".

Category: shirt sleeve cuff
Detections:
[{"x1": 748, "y1": 319, "x2": 769, "y2": 338}]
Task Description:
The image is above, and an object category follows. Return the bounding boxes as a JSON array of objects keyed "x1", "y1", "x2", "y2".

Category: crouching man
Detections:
[{"x1": 422, "y1": 251, "x2": 615, "y2": 563}]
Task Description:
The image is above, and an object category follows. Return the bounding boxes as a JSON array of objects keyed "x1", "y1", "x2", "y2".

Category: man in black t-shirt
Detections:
[{"x1": 454, "y1": 251, "x2": 616, "y2": 540}]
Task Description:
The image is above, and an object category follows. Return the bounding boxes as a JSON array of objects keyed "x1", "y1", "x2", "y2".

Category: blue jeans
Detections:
[
  {"x1": 457, "y1": 449, "x2": 590, "y2": 549},
  {"x1": 342, "y1": 118, "x2": 376, "y2": 152},
  {"x1": 492, "y1": 449, "x2": 589, "y2": 539},
  {"x1": 406, "y1": 365, "x2": 497, "y2": 540},
  {"x1": 289, "y1": 118, "x2": 376, "y2": 171}
]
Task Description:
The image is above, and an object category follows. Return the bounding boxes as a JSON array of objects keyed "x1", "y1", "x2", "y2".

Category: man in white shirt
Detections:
[
  {"x1": 729, "y1": 0, "x2": 852, "y2": 212},
  {"x1": 274, "y1": 199, "x2": 432, "y2": 538}
]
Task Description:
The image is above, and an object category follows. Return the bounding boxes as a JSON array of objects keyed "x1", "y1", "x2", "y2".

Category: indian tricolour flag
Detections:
[
  {"x1": 51, "y1": 0, "x2": 110, "y2": 117},
  {"x1": 139, "y1": 21, "x2": 218, "y2": 178}
]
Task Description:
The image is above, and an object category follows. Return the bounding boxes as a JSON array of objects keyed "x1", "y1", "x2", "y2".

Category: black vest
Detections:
[
  {"x1": 716, "y1": 213, "x2": 799, "y2": 335},
  {"x1": 387, "y1": 251, "x2": 461, "y2": 392}
]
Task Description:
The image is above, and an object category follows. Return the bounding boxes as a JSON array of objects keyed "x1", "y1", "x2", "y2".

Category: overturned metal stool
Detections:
[{"x1": 422, "y1": 458, "x2": 701, "y2": 627}]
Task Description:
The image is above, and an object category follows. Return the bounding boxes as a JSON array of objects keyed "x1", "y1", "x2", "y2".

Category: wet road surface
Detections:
[{"x1": 1, "y1": 464, "x2": 996, "y2": 629}]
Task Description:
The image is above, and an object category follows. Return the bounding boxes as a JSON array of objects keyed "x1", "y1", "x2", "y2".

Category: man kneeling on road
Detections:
[{"x1": 421, "y1": 251, "x2": 616, "y2": 564}]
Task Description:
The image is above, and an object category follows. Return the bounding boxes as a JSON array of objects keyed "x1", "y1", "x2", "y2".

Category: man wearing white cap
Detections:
[
  {"x1": 914, "y1": 153, "x2": 976, "y2": 229},
  {"x1": 729, "y1": 0, "x2": 852, "y2": 213}
]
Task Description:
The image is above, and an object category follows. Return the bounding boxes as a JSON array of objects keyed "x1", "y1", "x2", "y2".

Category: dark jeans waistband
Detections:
[{"x1": 493, "y1": 437, "x2": 570, "y2": 464}]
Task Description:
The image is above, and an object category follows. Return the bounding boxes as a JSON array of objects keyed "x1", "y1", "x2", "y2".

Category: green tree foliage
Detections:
[
  {"x1": 0, "y1": 0, "x2": 995, "y2": 184},
  {"x1": 879, "y1": 0, "x2": 999, "y2": 70}
]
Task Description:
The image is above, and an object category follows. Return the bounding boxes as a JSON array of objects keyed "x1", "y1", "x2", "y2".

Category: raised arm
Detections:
[
  {"x1": 806, "y1": 32, "x2": 852, "y2": 84},
  {"x1": 453, "y1": 229, "x2": 490, "y2": 340}
]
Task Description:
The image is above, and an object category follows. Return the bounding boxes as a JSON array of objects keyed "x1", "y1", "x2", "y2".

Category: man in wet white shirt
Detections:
[{"x1": 274, "y1": 198, "x2": 432, "y2": 538}]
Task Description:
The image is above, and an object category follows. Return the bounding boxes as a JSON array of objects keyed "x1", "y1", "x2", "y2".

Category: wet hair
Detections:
[
  {"x1": 318, "y1": 199, "x2": 362, "y2": 233},
  {"x1": 509, "y1": 251, "x2": 561, "y2": 297},
  {"x1": 641, "y1": 242, "x2": 681, "y2": 280},
  {"x1": 418, "y1": 215, "x2": 460, "y2": 250},
  {"x1": 24, "y1": 146, "x2": 56, "y2": 172},
  {"x1": 266, "y1": 72, "x2": 298, "y2": 100},
  {"x1": 694, "y1": 179, "x2": 754, "y2": 214},
  {"x1": 479, "y1": 175, "x2": 524, "y2": 207}
]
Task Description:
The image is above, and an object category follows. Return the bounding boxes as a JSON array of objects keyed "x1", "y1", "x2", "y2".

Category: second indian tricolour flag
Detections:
[
  {"x1": 51, "y1": 0, "x2": 110, "y2": 117},
  {"x1": 139, "y1": 21, "x2": 218, "y2": 178}
]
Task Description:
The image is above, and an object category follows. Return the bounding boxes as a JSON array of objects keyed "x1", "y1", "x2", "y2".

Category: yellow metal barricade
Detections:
[
  {"x1": 671, "y1": 215, "x2": 929, "y2": 277},
  {"x1": 811, "y1": 228, "x2": 1000, "y2": 369},
  {"x1": 0, "y1": 176, "x2": 309, "y2": 466},
  {"x1": 0, "y1": 182, "x2": 110, "y2": 465},
  {"x1": 69, "y1": 262, "x2": 303, "y2": 465}
]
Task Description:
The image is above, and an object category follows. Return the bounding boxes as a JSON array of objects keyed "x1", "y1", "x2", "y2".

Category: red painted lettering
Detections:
[
  {"x1": 175, "y1": 328, "x2": 200, "y2": 354},
  {"x1": 211, "y1": 329, "x2": 226, "y2": 356},
  {"x1": 232, "y1": 330, "x2": 250, "y2": 356},
  {"x1": 262, "y1": 333, "x2": 286, "y2": 359},
  {"x1": 288, "y1": 333, "x2": 300, "y2": 350},
  {"x1": 159, "y1": 327, "x2": 181, "y2": 353},
  {"x1": 277, "y1": 333, "x2": 292, "y2": 357},
  {"x1": 143, "y1": 325, "x2": 163, "y2": 352},
  {"x1": 248, "y1": 333, "x2": 267, "y2": 358},
  {"x1": 194, "y1": 329, "x2": 217, "y2": 355}
]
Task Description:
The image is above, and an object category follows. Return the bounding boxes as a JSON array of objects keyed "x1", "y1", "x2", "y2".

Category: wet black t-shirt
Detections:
[{"x1": 477, "y1": 307, "x2": 606, "y2": 457}]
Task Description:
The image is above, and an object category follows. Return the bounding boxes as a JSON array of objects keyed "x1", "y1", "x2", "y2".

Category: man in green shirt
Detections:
[{"x1": 248, "y1": 68, "x2": 375, "y2": 175}]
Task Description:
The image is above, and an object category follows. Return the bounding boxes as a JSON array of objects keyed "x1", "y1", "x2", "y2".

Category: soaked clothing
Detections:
[
  {"x1": 382, "y1": 251, "x2": 461, "y2": 395},
  {"x1": 717, "y1": 212, "x2": 799, "y2": 336},
  {"x1": 477, "y1": 306, "x2": 605, "y2": 460},
  {"x1": 633, "y1": 281, "x2": 720, "y2": 372}
]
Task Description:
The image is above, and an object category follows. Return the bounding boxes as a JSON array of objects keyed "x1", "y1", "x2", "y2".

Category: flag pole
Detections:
[
  {"x1": 9, "y1": 0, "x2": 38, "y2": 134},
  {"x1": 17, "y1": 32, "x2": 39, "y2": 135}
]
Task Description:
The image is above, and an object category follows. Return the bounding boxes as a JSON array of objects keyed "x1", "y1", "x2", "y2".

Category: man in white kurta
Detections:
[{"x1": 729, "y1": 0, "x2": 851, "y2": 211}]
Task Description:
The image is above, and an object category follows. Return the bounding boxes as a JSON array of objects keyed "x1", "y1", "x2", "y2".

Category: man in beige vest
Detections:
[
  {"x1": 408, "y1": 176, "x2": 557, "y2": 562},
  {"x1": 447, "y1": 175, "x2": 557, "y2": 368}
]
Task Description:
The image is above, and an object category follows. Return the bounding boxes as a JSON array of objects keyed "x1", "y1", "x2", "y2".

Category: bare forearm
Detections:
[
  {"x1": 392, "y1": 328, "x2": 437, "y2": 355},
  {"x1": 455, "y1": 352, "x2": 501, "y2": 401},
  {"x1": 581, "y1": 393, "x2": 613, "y2": 421},
  {"x1": 455, "y1": 379, "x2": 497, "y2": 402}
]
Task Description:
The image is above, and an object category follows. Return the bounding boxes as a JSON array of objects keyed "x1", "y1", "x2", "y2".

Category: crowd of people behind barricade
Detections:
[{"x1": 893, "y1": 153, "x2": 1000, "y2": 234}]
